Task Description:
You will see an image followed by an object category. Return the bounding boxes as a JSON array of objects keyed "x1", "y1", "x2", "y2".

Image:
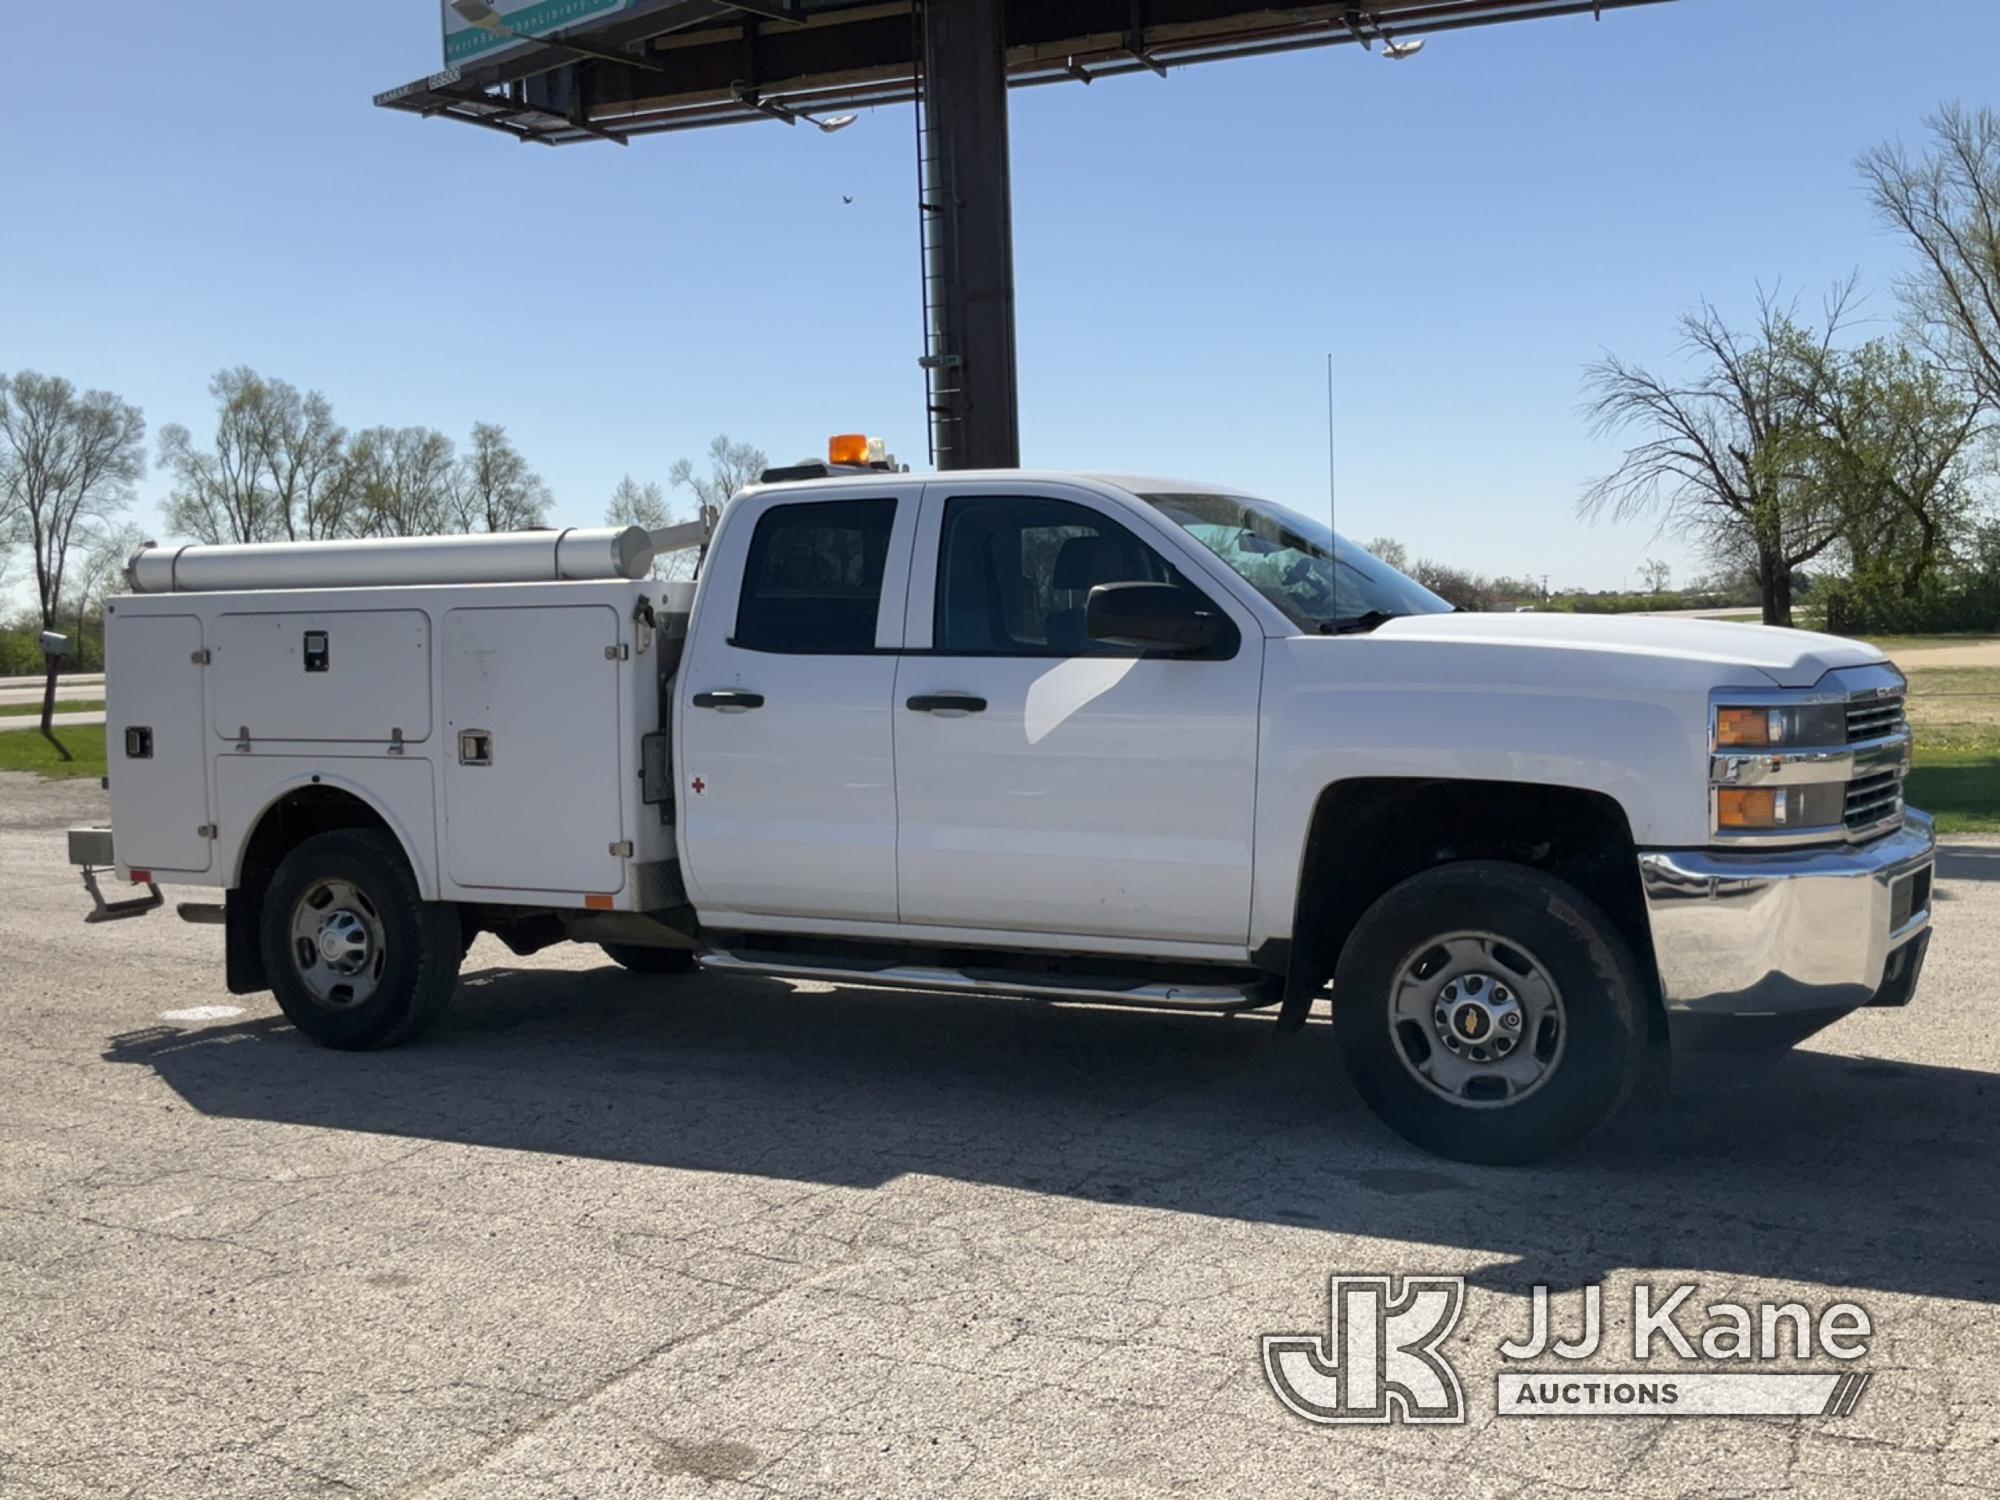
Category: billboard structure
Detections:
[
  {"x1": 441, "y1": 0, "x2": 643, "y2": 68},
  {"x1": 379, "y1": 0, "x2": 1677, "y2": 468}
]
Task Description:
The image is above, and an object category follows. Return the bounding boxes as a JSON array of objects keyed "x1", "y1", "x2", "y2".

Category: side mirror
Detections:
[{"x1": 1085, "y1": 582, "x2": 1228, "y2": 655}]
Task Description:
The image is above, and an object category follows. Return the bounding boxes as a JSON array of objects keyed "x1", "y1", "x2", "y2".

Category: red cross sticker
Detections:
[{"x1": 690, "y1": 777, "x2": 707, "y2": 795}]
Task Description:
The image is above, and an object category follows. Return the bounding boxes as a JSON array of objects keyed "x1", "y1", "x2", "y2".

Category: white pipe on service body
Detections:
[{"x1": 126, "y1": 527, "x2": 656, "y2": 594}]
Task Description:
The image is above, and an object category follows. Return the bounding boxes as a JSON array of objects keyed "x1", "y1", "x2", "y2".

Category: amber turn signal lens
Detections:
[
  {"x1": 1717, "y1": 787, "x2": 1786, "y2": 829},
  {"x1": 1715, "y1": 707, "x2": 1776, "y2": 747},
  {"x1": 828, "y1": 433, "x2": 870, "y2": 466}
]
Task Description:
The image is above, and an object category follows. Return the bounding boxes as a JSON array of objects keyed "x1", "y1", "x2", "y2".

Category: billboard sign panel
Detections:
[{"x1": 443, "y1": 0, "x2": 635, "y2": 69}]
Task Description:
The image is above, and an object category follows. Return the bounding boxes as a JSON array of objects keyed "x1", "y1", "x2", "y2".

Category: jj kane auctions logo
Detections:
[{"x1": 1263, "y1": 1275, "x2": 1874, "y2": 1423}]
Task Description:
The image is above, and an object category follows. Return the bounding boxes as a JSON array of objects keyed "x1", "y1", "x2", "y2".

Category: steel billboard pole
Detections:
[{"x1": 918, "y1": 0, "x2": 1020, "y2": 470}]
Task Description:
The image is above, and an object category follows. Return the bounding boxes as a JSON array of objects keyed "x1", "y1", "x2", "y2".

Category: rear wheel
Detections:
[
  {"x1": 1332, "y1": 860, "x2": 1648, "y2": 1164},
  {"x1": 262, "y1": 829, "x2": 463, "y2": 1050},
  {"x1": 599, "y1": 943, "x2": 698, "y2": 976}
]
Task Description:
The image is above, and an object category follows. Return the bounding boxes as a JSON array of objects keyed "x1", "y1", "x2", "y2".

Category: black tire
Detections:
[
  {"x1": 262, "y1": 829, "x2": 463, "y2": 1051},
  {"x1": 1332, "y1": 860, "x2": 1649, "y2": 1165},
  {"x1": 599, "y1": 942, "x2": 698, "y2": 976}
]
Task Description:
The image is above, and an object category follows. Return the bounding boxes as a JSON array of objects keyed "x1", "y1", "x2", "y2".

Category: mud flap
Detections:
[{"x1": 225, "y1": 890, "x2": 269, "y2": 995}]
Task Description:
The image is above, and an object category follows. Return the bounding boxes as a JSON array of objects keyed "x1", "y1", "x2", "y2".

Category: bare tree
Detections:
[
  {"x1": 68, "y1": 522, "x2": 147, "y2": 648},
  {"x1": 605, "y1": 474, "x2": 696, "y2": 581},
  {"x1": 163, "y1": 369, "x2": 352, "y2": 544},
  {"x1": 160, "y1": 370, "x2": 276, "y2": 544},
  {"x1": 606, "y1": 475, "x2": 670, "y2": 533},
  {"x1": 1580, "y1": 287, "x2": 1854, "y2": 626},
  {"x1": 347, "y1": 426, "x2": 459, "y2": 537},
  {"x1": 1407, "y1": 559, "x2": 1495, "y2": 612},
  {"x1": 0, "y1": 371, "x2": 145, "y2": 631},
  {"x1": 1362, "y1": 535, "x2": 1411, "y2": 571},
  {"x1": 253, "y1": 378, "x2": 351, "y2": 541},
  {"x1": 670, "y1": 434, "x2": 767, "y2": 531},
  {"x1": 1861, "y1": 103, "x2": 2000, "y2": 413},
  {"x1": 1640, "y1": 558, "x2": 1672, "y2": 595},
  {"x1": 453, "y1": 422, "x2": 550, "y2": 533}
]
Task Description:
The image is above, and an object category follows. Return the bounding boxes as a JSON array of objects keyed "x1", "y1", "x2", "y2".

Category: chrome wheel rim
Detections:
[
  {"x1": 1386, "y1": 930, "x2": 1566, "y2": 1109},
  {"x1": 289, "y1": 878, "x2": 386, "y2": 1008}
]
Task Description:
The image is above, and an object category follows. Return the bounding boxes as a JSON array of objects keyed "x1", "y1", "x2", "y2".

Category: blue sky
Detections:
[{"x1": 3, "y1": 0, "x2": 1995, "y2": 591}]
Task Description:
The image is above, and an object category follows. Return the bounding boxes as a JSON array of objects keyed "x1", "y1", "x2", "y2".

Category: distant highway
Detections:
[
  {"x1": 0, "y1": 674, "x2": 107, "y2": 731},
  {"x1": 1629, "y1": 607, "x2": 1761, "y2": 619},
  {"x1": 0, "y1": 674, "x2": 104, "y2": 711}
]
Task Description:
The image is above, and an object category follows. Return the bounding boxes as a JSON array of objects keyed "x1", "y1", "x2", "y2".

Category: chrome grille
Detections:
[
  {"x1": 1846, "y1": 694, "x2": 1905, "y2": 742},
  {"x1": 1844, "y1": 767, "x2": 1903, "y2": 832}
]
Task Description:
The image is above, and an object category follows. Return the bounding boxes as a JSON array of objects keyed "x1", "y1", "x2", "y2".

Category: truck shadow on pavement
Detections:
[{"x1": 104, "y1": 958, "x2": 2000, "y2": 1306}]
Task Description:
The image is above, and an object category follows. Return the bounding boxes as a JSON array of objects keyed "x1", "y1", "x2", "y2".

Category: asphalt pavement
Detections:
[{"x1": 1, "y1": 774, "x2": 1995, "y2": 1498}]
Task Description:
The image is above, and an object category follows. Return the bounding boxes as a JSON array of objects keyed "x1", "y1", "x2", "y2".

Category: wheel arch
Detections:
[
  {"x1": 1279, "y1": 776, "x2": 1662, "y2": 1036},
  {"x1": 223, "y1": 779, "x2": 435, "y2": 996},
  {"x1": 225, "y1": 776, "x2": 435, "y2": 897}
]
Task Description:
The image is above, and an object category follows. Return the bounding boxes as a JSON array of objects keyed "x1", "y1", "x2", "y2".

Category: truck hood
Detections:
[{"x1": 1364, "y1": 612, "x2": 1886, "y2": 689}]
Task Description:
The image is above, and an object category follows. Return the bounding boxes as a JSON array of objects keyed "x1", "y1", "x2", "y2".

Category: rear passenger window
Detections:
[{"x1": 734, "y1": 499, "x2": 896, "y2": 654}]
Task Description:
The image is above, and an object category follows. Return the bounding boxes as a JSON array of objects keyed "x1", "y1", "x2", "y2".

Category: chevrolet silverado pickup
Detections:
[{"x1": 71, "y1": 462, "x2": 1935, "y2": 1163}]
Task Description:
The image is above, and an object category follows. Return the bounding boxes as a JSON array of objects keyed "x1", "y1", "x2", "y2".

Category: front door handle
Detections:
[
  {"x1": 906, "y1": 693, "x2": 988, "y2": 716},
  {"x1": 692, "y1": 689, "x2": 765, "y2": 712}
]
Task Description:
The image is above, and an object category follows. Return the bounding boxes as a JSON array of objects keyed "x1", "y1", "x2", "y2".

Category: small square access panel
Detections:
[{"x1": 302, "y1": 630, "x2": 330, "y2": 672}]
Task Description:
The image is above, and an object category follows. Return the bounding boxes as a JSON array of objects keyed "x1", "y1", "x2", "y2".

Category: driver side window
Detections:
[{"x1": 934, "y1": 496, "x2": 1176, "y2": 656}]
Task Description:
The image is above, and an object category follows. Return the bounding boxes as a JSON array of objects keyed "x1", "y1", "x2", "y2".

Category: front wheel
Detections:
[
  {"x1": 262, "y1": 828, "x2": 463, "y2": 1050},
  {"x1": 1332, "y1": 861, "x2": 1649, "y2": 1165}
]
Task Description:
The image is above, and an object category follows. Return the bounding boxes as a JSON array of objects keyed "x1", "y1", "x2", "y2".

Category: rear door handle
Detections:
[
  {"x1": 906, "y1": 693, "x2": 988, "y2": 716},
  {"x1": 692, "y1": 689, "x2": 765, "y2": 712}
]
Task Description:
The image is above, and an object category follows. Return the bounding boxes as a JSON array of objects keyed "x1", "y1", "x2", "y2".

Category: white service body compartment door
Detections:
[
  {"x1": 106, "y1": 612, "x2": 213, "y2": 874},
  {"x1": 441, "y1": 604, "x2": 625, "y2": 895},
  {"x1": 213, "y1": 609, "x2": 431, "y2": 743}
]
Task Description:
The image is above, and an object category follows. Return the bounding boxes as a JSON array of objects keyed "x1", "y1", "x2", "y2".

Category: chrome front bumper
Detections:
[{"x1": 1638, "y1": 809, "x2": 1935, "y2": 1035}]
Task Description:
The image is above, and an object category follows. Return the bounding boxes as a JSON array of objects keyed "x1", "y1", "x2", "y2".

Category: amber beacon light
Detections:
[{"x1": 828, "y1": 433, "x2": 872, "y2": 466}]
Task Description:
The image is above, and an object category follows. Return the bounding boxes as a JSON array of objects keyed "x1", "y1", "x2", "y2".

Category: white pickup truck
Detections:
[{"x1": 72, "y1": 461, "x2": 1935, "y2": 1163}]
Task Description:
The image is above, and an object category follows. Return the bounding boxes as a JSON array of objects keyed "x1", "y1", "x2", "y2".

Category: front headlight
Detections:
[
  {"x1": 1714, "y1": 703, "x2": 1846, "y2": 749},
  {"x1": 1716, "y1": 786, "x2": 1789, "y2": 830},
  {"x1": 1708, "y1": 681, "x2": 1911, "y2": 847}
]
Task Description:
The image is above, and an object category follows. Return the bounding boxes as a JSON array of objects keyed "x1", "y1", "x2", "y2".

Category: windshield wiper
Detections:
[{"x1": 1317, "y1": 610, "x2": 1400, "y2": 636}]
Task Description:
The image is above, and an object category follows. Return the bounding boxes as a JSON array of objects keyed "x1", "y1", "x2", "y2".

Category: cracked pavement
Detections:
[{"x1": 2, "y1": 772, "x2": 1997, "y2": 1497}]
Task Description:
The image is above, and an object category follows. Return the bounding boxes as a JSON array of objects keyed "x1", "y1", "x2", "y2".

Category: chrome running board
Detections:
[{"x1": 698, "y1": 949, "x2": 1278, "y2": 1012}]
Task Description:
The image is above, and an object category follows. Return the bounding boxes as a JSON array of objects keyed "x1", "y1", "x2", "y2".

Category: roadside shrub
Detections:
[
  {"x1": 1541, "y1": 590, "x2": 1745, "y2": 615},
  {"x1": 1821, "y1": 529, "x2": 2000, "y2": 635},
  {"x1": 0, "y1": 625, "x2": 105, "y2": 675}
]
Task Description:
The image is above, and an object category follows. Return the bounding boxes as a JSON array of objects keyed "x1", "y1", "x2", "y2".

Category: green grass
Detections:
[
  {"x1": 1906, "y1": 747, "x2": 2000, "y2": 835},
  {"x1": 1902, "y1": 666, "x2": 2000, "y2": 749},
  {"x1": 0, "y1": 698, "x2": 104, "y2": 718},
  {"x1": 1903, "y1": 666, "x2": 2000, "y2": 831},
  {"x1": 0, "y1": 723, "x2": 107, "y2": 780}
]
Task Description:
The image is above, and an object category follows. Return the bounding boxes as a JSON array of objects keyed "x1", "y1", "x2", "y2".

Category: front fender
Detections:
[{"x1": 1251, "y1": 643, "x2": 1711, "y2": 950}]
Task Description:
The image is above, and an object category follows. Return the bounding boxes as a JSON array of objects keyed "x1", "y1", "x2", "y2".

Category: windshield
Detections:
[{"x1": 1139, "y1": 492, "x2": 1452, "y2": 631}]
